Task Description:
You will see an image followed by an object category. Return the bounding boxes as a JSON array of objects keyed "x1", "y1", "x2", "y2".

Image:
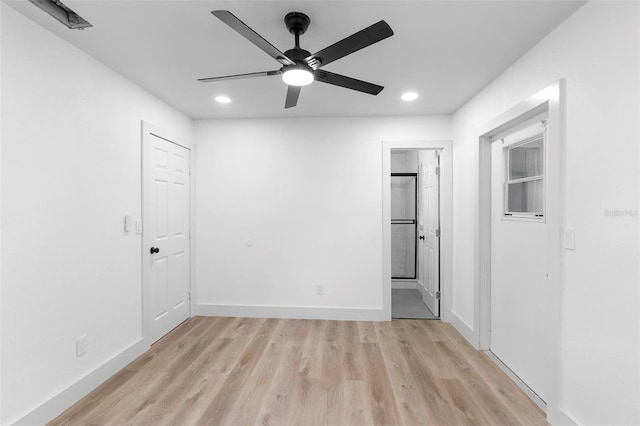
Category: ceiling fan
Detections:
[{"x1": 198, "y1": 10, "x2": 394, "y2": 108}]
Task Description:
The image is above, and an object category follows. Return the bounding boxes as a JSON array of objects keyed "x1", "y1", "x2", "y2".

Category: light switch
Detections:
[
  {"x1": 135, "y1": 220, "x2": 143, "y2": 235},
  {"x1": 563, "y1": 228, "x2": 575, "y2": 250},
  {"x1": 124, "y1": 215, "x2": 133, "y2": 233}
]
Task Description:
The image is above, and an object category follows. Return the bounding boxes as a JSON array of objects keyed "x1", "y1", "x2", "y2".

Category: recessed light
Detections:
[
  {"x1": 215, "y1": 95, "x2": 231, "y2": 104},
  {"x1": 401, "y1": 92, "x2": 419, "y2": 101}
]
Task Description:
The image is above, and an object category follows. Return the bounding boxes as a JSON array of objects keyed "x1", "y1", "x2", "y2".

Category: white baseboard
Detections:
[
  {"x1": 13, "y1": 339, "x2": 148, "y2": 426},
  {"x1": 485, "y1": 351, "x2": 546, "y2": 412},
  {"x1": 547, "y1": 405, "x2": 579, "y2": 425},
  {"x1": 447, "y1": 310, "x2": 478, "y2": 347},
  {"x1": 391, "y1": 280, "x2": 417, "y2": 289},
  {"x1": 195, "y1": 304, "x2": 385, "y2": 321}
]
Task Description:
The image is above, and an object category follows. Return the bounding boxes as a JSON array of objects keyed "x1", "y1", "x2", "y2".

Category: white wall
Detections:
[
  {"x1": 194, "y1": 116, "x2": 450, "y2": 319},
  {"x1": 391, "y1": 150, "x2": 418, "y2": 173},
  {"x1": 0, "y1": 5, "x2": 193, "y2": 424},
  {"x1": 451, "y1": 2, "x2": 639, "y2": 424}
]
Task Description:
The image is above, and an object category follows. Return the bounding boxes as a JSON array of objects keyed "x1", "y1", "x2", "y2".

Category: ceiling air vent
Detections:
[{"x1": 28, "y1": 0, "x2": 92, "y2": 29}]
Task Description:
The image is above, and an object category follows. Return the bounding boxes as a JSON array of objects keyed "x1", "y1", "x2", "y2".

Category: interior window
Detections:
[{"x1": 504, "y1": 135, "x2": 544, "y2": 217}]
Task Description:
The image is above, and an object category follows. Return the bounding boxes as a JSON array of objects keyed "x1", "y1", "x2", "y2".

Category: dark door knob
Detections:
[
  {"x1": 419, "y1": 235, "x2": 425, "y2": 240},
  {"x1": 150, "y1": 247, "x2": 160, "y2": 254}
]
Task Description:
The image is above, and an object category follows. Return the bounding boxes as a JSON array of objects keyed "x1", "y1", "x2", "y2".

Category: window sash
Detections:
[{"x1": 504, "y1": 133, "x2": 545, "y2": 217}]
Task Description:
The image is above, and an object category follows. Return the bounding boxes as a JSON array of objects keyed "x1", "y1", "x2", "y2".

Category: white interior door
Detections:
[
  {"x1": 420, "y1": 150, "x2": 440, "y2": 316},
  {"x1": 144, "y1": 132, "x2": 191, "y2": 344},
  {"x1": 490, "y1": 114, "x2": 551, "y2": 402}
]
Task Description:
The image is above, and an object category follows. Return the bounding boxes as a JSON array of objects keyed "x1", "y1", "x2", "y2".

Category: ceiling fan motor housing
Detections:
[
  {"x1": 284, "y1": 48, "x2": 311, "y2": 62},
  {"x1": 284, "y1": 12, "x2": 310, "y2": 36}
]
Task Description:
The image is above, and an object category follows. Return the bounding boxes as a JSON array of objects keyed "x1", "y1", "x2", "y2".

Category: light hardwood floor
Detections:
[{"x1": 50, "y1": 317, "x2": 547, "y2": 425}]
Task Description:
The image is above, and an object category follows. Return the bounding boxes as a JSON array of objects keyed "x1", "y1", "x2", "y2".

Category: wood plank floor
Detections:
[{"x1": 49, "y1": 317, "x2": 548, "y2": 425}]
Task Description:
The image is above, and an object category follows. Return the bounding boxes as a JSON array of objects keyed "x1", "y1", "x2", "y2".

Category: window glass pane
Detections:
[
  {"x1": 391, "y1": 223, "x2": 416, "y2": 278},
  {"x1": 507, "y1": 180, "x2": 543, "y2": 213},
  {"x1": 509, "y1": 138, "x2": 543, "y2": 180},
  {"x1": 391, "y1": 176, "x2": 416, "y2": 219}
]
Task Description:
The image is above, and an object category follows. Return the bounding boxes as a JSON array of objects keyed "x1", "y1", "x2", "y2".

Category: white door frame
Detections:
[
  {"x1": 141, "y1": 121, "x2": 195, "y2": 346},
  {"x1": 382, "y1": 140, "x2": 452, "y2": 321},
  {"x1": 476, "y1": 81, "x2": 565, "y2": 416}
]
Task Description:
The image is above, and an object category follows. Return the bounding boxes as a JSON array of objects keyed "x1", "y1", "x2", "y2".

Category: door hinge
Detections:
[
  {"x1": 189, "y1": 292, "x2": 191, "y2": 301},
  {"x1": 435, "y1": 228, "x2": 441, "y2": 238},
  {"x1": 435, "y1": 166, "x2": 440, "y2": 176},
  {"x1": 435, "y1": 291, "x2": 441, "y2": 300}
]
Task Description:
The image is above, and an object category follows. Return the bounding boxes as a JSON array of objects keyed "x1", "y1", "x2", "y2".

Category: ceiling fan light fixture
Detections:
[{"x1": 282, "y1": 65, "x2": 314, "y2": 87}]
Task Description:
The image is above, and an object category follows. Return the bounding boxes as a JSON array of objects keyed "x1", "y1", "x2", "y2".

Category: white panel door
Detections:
[
  {"x1": 418, "y1": 150, "x2": 440, "y2": 316},
  {"x1": 420, "y1": 150, "x2": 440, "y2": 316},
  {"x1": 145, "y1": 134, "x2": 190, "y2": 344},
  {"x1": 490, "y1": 116, "x2": 550, "y2": 402}
]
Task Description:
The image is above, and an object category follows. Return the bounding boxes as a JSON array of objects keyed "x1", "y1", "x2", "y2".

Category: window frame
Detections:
[{"x1": 502, "y1": 129, "x2": 546, "y2": 221}]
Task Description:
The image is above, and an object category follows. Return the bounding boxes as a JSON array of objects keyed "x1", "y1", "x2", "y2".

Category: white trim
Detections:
[
  {"x1": 501, "y1": 215, "x2": 545, "y2": 223},
  {"x1": 11, "y1": 339, "x2": 147, "y2": 426},
  {"x1": 448, "y1": 310, "x2": 476, "y2": 346},
  {"x1": 486, "y1": 351, "x2": 548, "y2": 413},
  {"x1": 141, "y1": 121, "x2": 195, "y2": 348},
  {"x1": 382, "y1": 140, "x2": 453, "y2": 323},
  {"x1": 392, "y1": 280, "x2": 418, "y2": 289},
  {"x1": 195, "y1": 304, "x2": 385, "y2": 321},
  {"x1": 546, "y1": 406, "x2": 579, "y2": 426},
  {"x1": 475, "y1": 81, "x2": 565, "y2": 420},
  {"x1": 485, "y1": 351, "x2": 547, "y2": 412}
]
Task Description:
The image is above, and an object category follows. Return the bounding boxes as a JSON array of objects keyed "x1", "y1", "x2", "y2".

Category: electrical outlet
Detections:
[
  {"x1": 316, "y1": 284, "x2": 324, "y2": 296},
  {"x1": 76, "y1": 335, "x2": 88, "y2": 357}
]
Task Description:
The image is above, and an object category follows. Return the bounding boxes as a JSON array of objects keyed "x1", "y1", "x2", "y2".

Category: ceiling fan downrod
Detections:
[
  {"x1": 283, "y1": 12, "x2": 312, "y2": 62},
  {"x1": 285, "y1": 12, "x2": 310, "y2": 48}
]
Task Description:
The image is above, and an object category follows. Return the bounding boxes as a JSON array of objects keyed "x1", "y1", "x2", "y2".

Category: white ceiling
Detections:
[{"x1": 6, "y1": 0, "x2": 585, "y2": 119}]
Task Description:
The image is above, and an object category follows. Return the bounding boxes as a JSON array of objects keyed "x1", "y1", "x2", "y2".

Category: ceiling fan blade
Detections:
[
  {"x1": 314, "y1": 70, "x2": 383, "y2": 95},
  {"x1": 306, "y1": 20, "x2": 393, "y2": 68},
  {"x1": 212, "y1": 10, "x2": 294, "y2": 66},
  {"x1": 285, "y1": 85, "x2": 301, "y2": 108},
  {"x1": 198, "y1": 70, "x2": 281, "y2": 83}
]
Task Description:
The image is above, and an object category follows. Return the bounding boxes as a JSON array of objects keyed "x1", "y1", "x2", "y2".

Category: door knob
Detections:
[
  {"x1": 150, "y1": 247, "x2": 160, "y2": 254},
  {"x1": 419, "y1": 235, "x2": 425, "y2": 240}
]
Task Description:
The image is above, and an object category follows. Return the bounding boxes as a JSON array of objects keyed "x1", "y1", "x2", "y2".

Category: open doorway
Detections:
[
  {"x1": 390, "y1": 149, "x2": 440, "y2": 320},
  {"x1": 382, "y1": 139, "x2": 451, "y2": 323}
]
